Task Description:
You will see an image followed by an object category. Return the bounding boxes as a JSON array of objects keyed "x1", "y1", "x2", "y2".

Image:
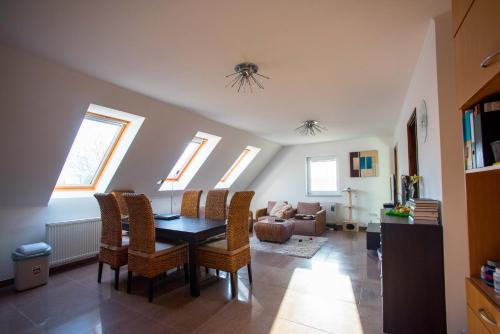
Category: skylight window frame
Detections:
[
  {"x1": 54, "y1": 112, "x2": 130, "y2": 191},
  {"x1": 164, "y1": 137, "x2": 208, "y2": 182},
  {"x1": 215, "y1": 146, "x2": 261, "y2": 189},
  {"x1": 306, "y1": 155, "x2": 340, "y2": 197},
  {"x1": 219, "y1": 148, "x2": 250, "y2": 183}
]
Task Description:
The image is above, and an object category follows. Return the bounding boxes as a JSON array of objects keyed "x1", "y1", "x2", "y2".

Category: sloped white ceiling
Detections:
[
  {"x1": 0, "y1": 0, "x2": 450, "y2": 145},
  {"x1": 0, "y1": 44, "x2": 281, "y2": 206}
]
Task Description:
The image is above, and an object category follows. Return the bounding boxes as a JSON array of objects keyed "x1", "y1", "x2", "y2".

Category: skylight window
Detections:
[
  {"x1": 215, "y1": 146, "x2": 261, "y2": 189},
  {"x1": 56, "y1": 113, "x2": 128, "y2": 189},
  {"x1": 166, "y1": 137, "x2": 206, "y2": 181},
  {"x1": 159, "y1": 131, "x2": 221, "y2": 191},
  {"x1": 306, "y1": 156, "x2": 339, "y2": 196},
  {"x1": 52, "y1": 104, "x2": 144, "y2": 198}
]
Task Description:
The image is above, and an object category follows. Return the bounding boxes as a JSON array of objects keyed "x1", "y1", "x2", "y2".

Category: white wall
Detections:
[
  {"x1": 249, "y1": 136, "x2": 392, "y2": 226},
  {"x1": 392, "y1": 14, "x2": 468, "y2": 333},
  {"x1": 393, "y1": 20, "x2": 442, "y2": 200},
  {"x1": 0, "y1": 43, "x2": 281, "y2": 280}
]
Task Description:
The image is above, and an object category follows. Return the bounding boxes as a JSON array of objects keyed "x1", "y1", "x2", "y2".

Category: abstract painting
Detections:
[{"x1": 350, "y1": 150, "x2": 378, "y2": 177}]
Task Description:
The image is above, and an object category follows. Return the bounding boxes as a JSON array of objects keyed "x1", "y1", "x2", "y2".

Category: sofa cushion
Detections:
[
  {"x1": 267, "y1": 200, "x2": 288, "y2": 214},
  {"x1": 297, "y1": 202, "x2": 321, "y2": 215},
  {"x1": 269, "y1": 201, "x2": 291, "y2": 218},
  {"x1": 293, "y1": 219, "x2": 317, "y2": 235},
  {"x1": 257, "y1": 215, "x2": 273, "y2": 222}
]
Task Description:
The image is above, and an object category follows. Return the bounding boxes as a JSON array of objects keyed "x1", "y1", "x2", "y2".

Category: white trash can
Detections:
[{"x1": 12, "y1": 242, "x2": 52, "y2": 291}]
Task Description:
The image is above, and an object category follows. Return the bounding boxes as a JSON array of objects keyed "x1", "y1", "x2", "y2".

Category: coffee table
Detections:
[{"x1": 254, "y1": 219, "x2": 295, "y2": 243}]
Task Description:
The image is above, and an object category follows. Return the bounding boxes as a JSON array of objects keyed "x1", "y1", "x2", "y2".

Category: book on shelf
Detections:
[
  {"x1": 463, "y1": 109, "x2": 473, "y2": 170},
  {"x1": 463, "y1": 99, "x2": 500, "y2": 170}
]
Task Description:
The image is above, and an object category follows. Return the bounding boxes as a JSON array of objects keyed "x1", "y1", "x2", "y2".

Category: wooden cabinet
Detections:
[
  {"x1": 466, "y1": 279, "x2": 500, "y2": 333},
  {"x1": 468, "y1": 306, "x2": 491, "y2": 334},
  {"x1": 453, "y1": 0, "x2": 500, "y2": 332},
  {"x1": 452, "y1": 0, "x2": 475, "y2": 36},
  {"x1": 455, "y1": 0, "x2": 500, "y2": 107},
  {"x1": 465, "y1": 169, "x2": 500, "y2": 278},
  {"x1": 381, "y1": 213, "x2": 447, "y2": 333}
]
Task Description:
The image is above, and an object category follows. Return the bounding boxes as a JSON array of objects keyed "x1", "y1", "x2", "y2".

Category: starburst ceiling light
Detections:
[
  {"x1": 225, "y1": 62, "x2": 270, "y2": 93},
  {"x1": 295, "y1": 120, "x2": 327, "y2": 136}
]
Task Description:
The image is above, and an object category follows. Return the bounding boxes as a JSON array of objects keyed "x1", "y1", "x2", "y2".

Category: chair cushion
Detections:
[
  {"x1": 128, "y1": 241, "x2": 187, "y2": 259},
  {"x1": 198, "y1": 239, "x2": 249, "y2": 256},
  {"x1": 297, "y1": 202, "x2": 321, "y2": 215},
  {"x1": 257, "y1": 215, "x2": 273, "y2": 221}
]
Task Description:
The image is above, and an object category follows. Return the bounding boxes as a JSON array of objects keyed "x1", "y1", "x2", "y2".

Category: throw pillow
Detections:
[{"x1": 270, "y1": 201, "x2": 291, "y2": 218}]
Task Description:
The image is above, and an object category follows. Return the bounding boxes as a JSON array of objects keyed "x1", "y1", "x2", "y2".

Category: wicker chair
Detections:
[
  {"x1": 180, "y1": 189, "x2": 203, "y2": 218},
  {"x1": 198, "y1": 191, "x2": 255, "y2": 298},
  {"x1": 111, "y1": 190, "x2": 134, "y2": 218},
  {"x1": 205, "y1": 189, "x2": 229, "y2": 220},
  {"x1": 123, "y1": 193, "x2": 189, "y2": 302},
  {"x1": 94, "y1": 193, "x2": 129, "y2": 290}
]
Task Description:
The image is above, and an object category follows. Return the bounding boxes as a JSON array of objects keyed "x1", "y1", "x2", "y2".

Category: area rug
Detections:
[{"x1": 250, "y1": 235, "x2": 328, "y2": 258}]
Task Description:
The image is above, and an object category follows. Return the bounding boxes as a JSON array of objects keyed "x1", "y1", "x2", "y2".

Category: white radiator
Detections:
[{"x1": 45, "y1": 218, "x2": 102, "y2": 267}]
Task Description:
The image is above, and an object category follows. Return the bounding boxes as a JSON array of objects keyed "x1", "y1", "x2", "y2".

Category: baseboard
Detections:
[
  {"x1": 0, "y1": 278, "x2": 14, "y2": 288},
  {"x1": 0, "y1": 256, "x2": 99, "y2": 288},
  {"x1": 49, "y1": 255, "x2": 99, "y2": 275}
]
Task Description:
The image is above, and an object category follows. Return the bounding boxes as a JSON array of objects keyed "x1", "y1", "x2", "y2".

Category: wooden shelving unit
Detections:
[
  {"x1": 465, "y1": 163, "x2": 500, "y2": 174},
  {"x1": 453, "y1": 0, "x2": 500, "y2": 331}
]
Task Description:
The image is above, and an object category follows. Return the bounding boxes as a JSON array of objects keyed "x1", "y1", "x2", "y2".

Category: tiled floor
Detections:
[{"x1": 0, "y1": 231, "x2": 383, "y2": 334}]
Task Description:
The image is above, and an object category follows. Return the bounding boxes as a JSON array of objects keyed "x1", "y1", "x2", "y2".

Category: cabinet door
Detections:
[
  {"x1": 455, "y1": 0, "x2": 500, "y2": 106},
  {"x1": 466, "y1": 280, "x2": 500, "y2": 333},
  {"x1": 468, "y1": 306, "x2": 492, "y2": 334},
  {"x1": 452, "y1": 0, "x2": 475, "y2": 35}
]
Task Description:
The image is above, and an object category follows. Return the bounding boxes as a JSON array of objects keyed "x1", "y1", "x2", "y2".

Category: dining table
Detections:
[{"x1": 122, "y1": 216, "x2": 226, "y2": 297}]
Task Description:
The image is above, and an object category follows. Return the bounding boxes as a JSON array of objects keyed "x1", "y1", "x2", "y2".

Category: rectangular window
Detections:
[
  {"x1": 166, "y1": 137, "x2": 207, "y2": 181},
  {"x1": 306, "y1": 156, "x2": 339, "y2": 196},
  {"x1": 215, "y1": 146, "x2": 261, "y2": 189},
  {"x1": 159, "y1": 131, "x2": 221, "y2": 191},
  {"x1": 56, "y1": 112, "x2": 129, "y2": 190}
]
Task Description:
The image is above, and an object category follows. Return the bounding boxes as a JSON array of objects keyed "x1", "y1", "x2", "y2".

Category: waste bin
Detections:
[{"x1": 12, "y1": 242, "x2": 52, "y2": 291}]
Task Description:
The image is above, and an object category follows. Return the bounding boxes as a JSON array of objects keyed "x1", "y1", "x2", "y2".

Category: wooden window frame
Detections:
[
  {"x1": 165, "y1": 137, "x2": 208, "y2": 182},
  {"x1": 54, "y1": 112, "x2": 130, "y2": 191},
  {"x1": 219, "y1": 148, "x2": 251, "y2": 183}
]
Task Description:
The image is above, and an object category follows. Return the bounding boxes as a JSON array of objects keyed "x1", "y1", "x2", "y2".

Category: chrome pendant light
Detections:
[
  {"x1": 295, "y1": 120, "x2": 327, "y2": 136},
  {"x1": 226, "y1": 62, "x2": 270, "y2": 93}
]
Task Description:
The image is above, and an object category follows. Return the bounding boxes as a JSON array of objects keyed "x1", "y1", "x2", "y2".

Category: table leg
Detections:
[{"x1": 189, "y1": 240, "x2": 200, "y2": 297}]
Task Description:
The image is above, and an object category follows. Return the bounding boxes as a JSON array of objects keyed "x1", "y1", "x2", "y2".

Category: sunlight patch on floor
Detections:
[{"x1": 270, "y1": 267, "x2": 365, "y2": 334}]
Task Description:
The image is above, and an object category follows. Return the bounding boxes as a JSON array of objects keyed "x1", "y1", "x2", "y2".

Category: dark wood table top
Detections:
[
  {"x1": 122, "y1": 216, "x2": 226, "y2": 241},
  {"x1": 153, "y1": 217, "x2": 226, "y2": 234}
]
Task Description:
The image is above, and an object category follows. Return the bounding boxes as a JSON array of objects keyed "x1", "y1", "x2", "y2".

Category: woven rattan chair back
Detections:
[
  {"x1": 226, "y1": 191, "x2": 255, "y2": 251},
  {"x1": 94, "y1": 193, "x2": 123, "y2": 248},
  {"x1": 123, "y1": 193, "x2": 156, "y2": 254},
  {"x1": 180, "y1": 189, "x2": 203, "y2": 218},
  {"x1": 111, "y1": 190, "x2": 134, "y2": 217},
  {"x1": 205, "y1": 189, "x2": 229, "y2": 220}
]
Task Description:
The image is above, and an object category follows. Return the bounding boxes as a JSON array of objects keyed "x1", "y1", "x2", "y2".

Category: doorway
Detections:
[
  {"x1": 407, "y1": 109, "x2": 419, "y2": 197},
  {"x1": 393, "y1": 145, "x2": 398, "y2": 204}
]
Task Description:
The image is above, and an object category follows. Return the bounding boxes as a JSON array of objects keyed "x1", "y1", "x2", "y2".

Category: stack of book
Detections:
[{"x1": 408, "y1": 199, "x2": 440, "y2": 225}]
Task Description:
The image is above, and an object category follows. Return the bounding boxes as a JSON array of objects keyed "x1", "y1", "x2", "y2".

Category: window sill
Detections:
[
  {"x1": 306, "y1": 193, "x2": 342, "y2": 197},
  {"x1": 50, "y1": 190, "x2": 96, "y2": 199}
]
